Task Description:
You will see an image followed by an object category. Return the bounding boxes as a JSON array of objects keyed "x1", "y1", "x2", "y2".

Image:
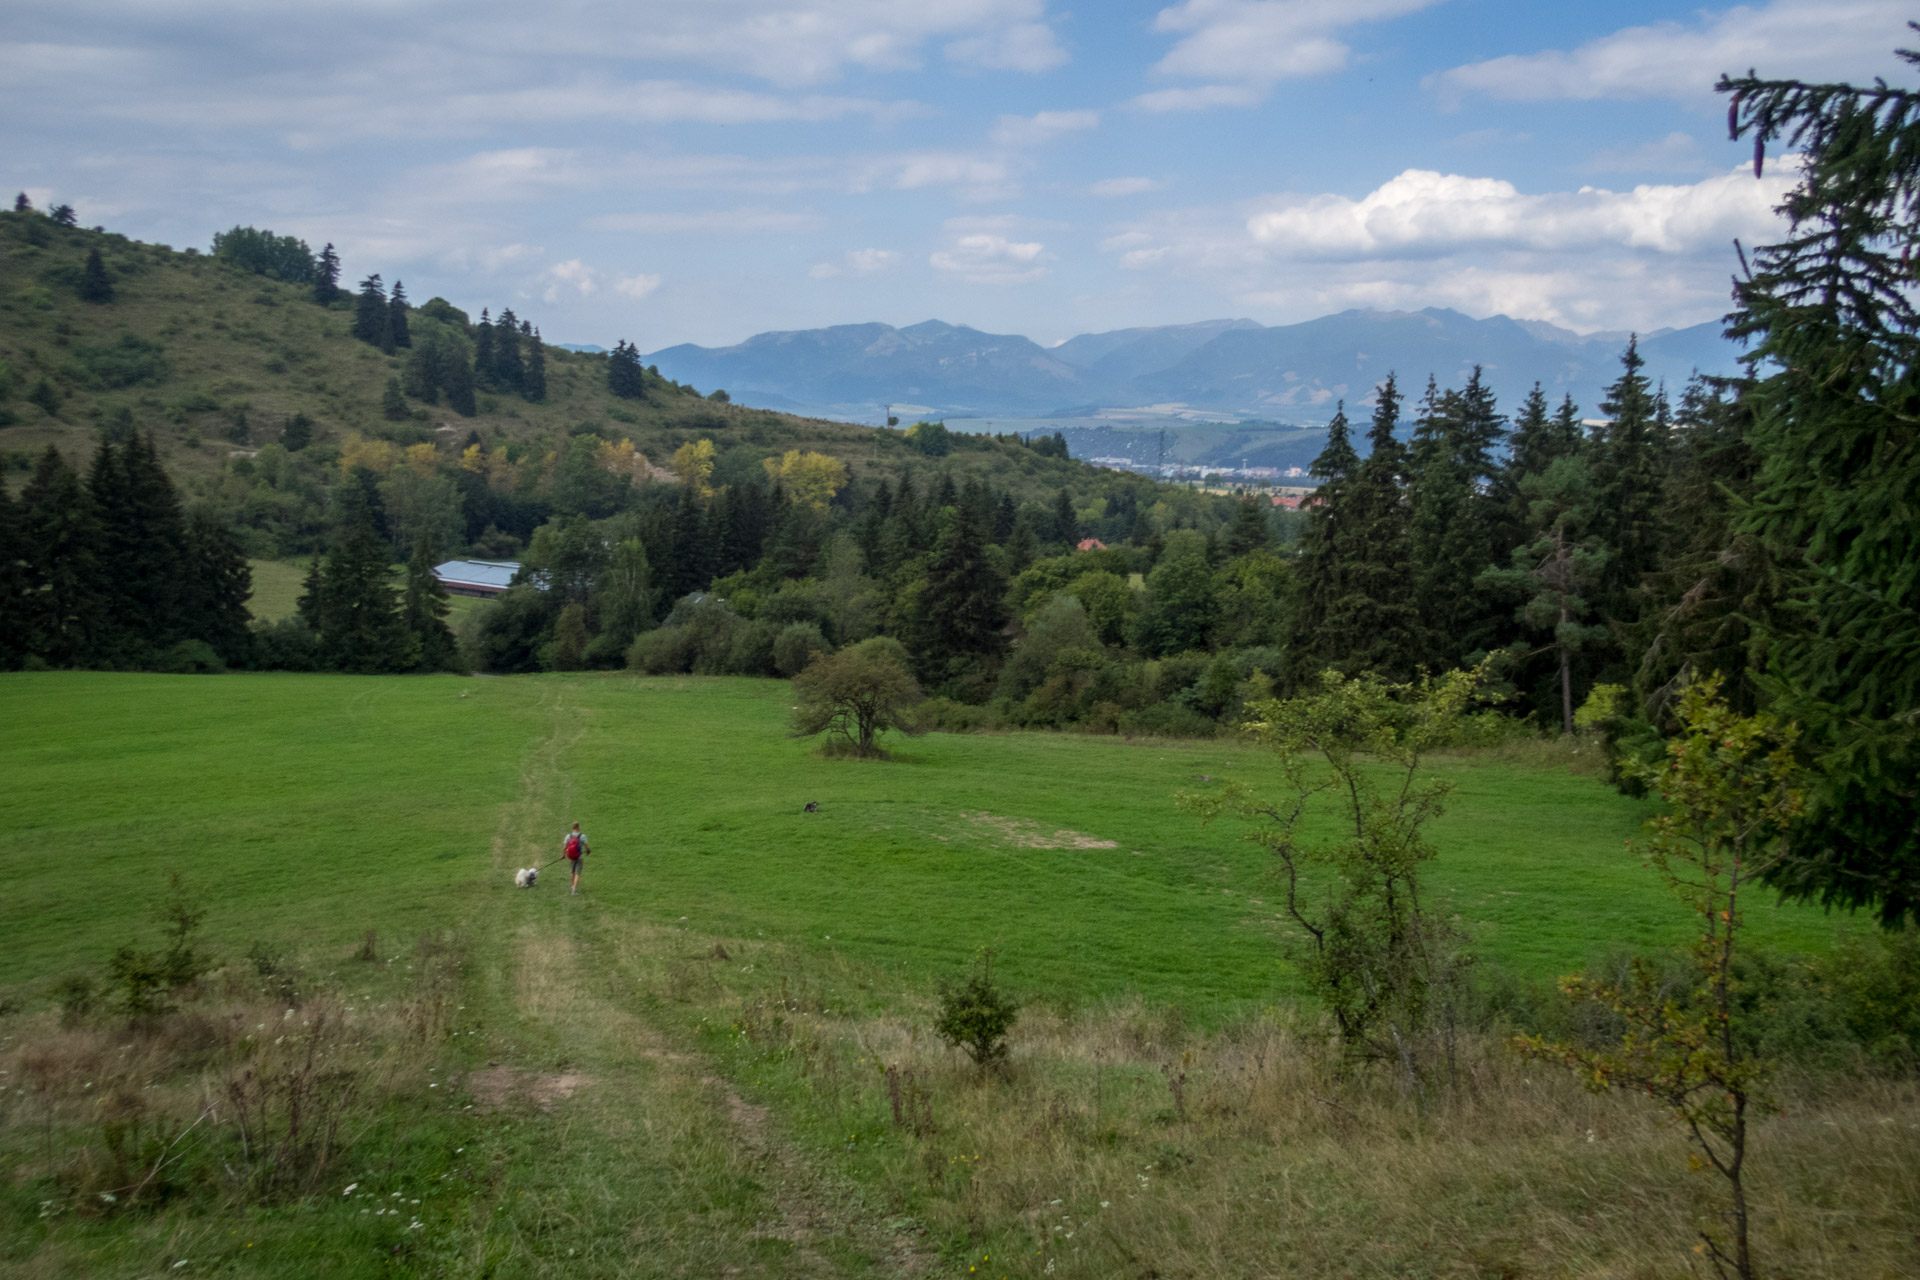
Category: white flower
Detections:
[{"x1": 343, "y1": 1183, "x2": 357, "y2": 1196}]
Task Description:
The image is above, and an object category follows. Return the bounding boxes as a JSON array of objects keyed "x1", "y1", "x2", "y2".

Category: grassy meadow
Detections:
[{"x1": 1, "y1": 671, "x2": 1912, "y2": 1278}]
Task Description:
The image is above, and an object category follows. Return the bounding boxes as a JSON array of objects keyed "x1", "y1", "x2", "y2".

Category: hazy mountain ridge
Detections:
[{"x1": 646, "y1": 308, "x2": 1744, "y2": 425}]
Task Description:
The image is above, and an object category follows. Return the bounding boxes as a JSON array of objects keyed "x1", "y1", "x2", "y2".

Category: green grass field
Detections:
[
  {"x1": 2, "y1": 672, "x2": 1909, "y2": 1280},
  {"x1": 0, "y1": 671, "x2": 1852, "y2": 1004}
]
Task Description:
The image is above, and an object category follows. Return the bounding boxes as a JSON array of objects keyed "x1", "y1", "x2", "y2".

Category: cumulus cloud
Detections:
[
  {"x1": 930, "y1": 233, "x2": 1051, "y2": 284},
  {"x1": 1099, "y1": 163, "x2": 1803, "y2": 331},
  {"x1": 614, "y1": 272, "x2": 663, "y2": 298},
  {"x1": 1135, "y1": 0, "x2": 1440, "y2": 110},
  {"x1": 811, "y1": 247, "x2": 903, "y2": 277},
  {"x1": 946, "y1": 20, "x2": 1068, "y2": 73},
  {"x1": 1431, "y1": 0, "x2": 1911, "y2": 105},
  {"x1": 1091, "y1": 176, "x2": 1163, "y2": 197},
  {"x1": 1245, "y1": 165, "x2": 1798, "y2": 258},
  {"x1": 989, "y1": 109, "x2": 1097, "y2": 147},
  {"x1": 543, "y1": 258, "x2": 599, "y2": 302}
]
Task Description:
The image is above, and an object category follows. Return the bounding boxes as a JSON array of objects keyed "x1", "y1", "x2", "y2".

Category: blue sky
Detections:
[{"x1": 5, "y1": 0, "x2": 1909, "y2": 348}]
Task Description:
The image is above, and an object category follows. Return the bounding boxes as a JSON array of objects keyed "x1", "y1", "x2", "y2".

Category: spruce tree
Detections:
[
  {"x1": 522, "y1": 326, "x2": 547, "y2": 401},
  {"x1": 1222, "y1": 494, "x2": 1271, "y2": 558},
  {"x1": 179, "y1": 509, "x2": 253, "y2": 666},
  {"x1": 317, "y1": 483, "x2": 415, "y2": 673},
  {"x1": 1591, "y1": 338, "x2": 1671, "y2": 633},
  {"x1": 401, "y1": 538, "x2": 459, "y2": 672},
  {"x1": 48, "y1": 203, "x2": 76, "y2": 227},
  {"x1": 18, "y1": 447, "x2": 105, "y2": 665},
  {"x1": 607, "y1": 340, "x2": 646, "y2": 399},
  {"x1": 381, "y1": 376, "x2": 408, "y2": 421},
  {"x1": 1051, "y1": 488, "x2": 1078, "y2": 545},
  {"x1": 88, "y1": 432, "x2": 187, "y2": 660},
  {"x1": 668, "y1": 484, "x2": 714, "y2": 598},
  {"x1": 353, "y1": 274, "x2": 391, "y2": 351},
  {"x1": 1324, "y1": 376, "x2": 1420, "y2": 679},
  {"x1": 79, "y1": 247, "x2": 113, "y2": 303},
  {"x1": 387, "y1": 279, "x2": 411, "y2": 349},
  {"x1": 282, "y1": 412, "x2": 313, "y2": 451},
  {"x1": 493, "y1": 307, "x2": 523, "y2": 389},
  {"x1": 912, "y1": 481, "x2": 1006, "y2": 685},
  {"x1": 474, "y1": 309, "x2": 496, "y2": 383},
  {"x1": 13, "y1": 192, "x2": 30, "y2": 213},
  {"x1": 296, "y1": 551, "x2": 324, "y2": 633},
  {"x1": 1407, "y1": 367, "x2": 1508, "y2": 669},
  {"x1": 313, "y1": 242, "x2": 341, "y2": 305},
  {"x1": 992, "y1": 491, "x2": 1017, "y2": 543},
  {"x1": 1287, "y1": 403, "x2": 1359, "y2": 687}
]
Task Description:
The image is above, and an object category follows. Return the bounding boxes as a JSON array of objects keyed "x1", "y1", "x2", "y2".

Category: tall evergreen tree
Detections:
[
  {"x1": 492, "y1": 307, "x2": 524, "y2": 389},
  {"x1": 1222, "y1": 494, "x2": 1272, "y2": 558},
  {"x1": 79, "y1": 247, "x2": 113, "y2": 303},
  {"x1": 1507, "y1": 384, "x2": 1584, "y2": 485},
  {"x1": 1051, "y1": 488, "x2": 1078, "y2": 545},
  {"x1": 441, "y1": 340, "x2": 478, "y2": 417},
  {"x1": 668, "y1": 485, "x2": 714, "y2": 598},
  {"x1": 317, "y1": 483, "x2": 414, "y2": 673},
  {"x1": 352, "y1": 274, "x2": 392, "y2": 351},
  {"x1": 13, "y1": 193, "x2": 31, "y2": 213},
  {"x1": 89, "y1": 432, "x2": 187, "y2": 659},
  {"x1": 912, "y1": 481, "x2": 1006, "y2": 685},
  {"x1": 1288, "y1": 403, "x2": 1360, "y2": 686},
  {"x1": 1715, "y1": 43, "x2": 1920, "y2": 921},
  {"x1": 1324, "y1": 376, "x2": 1420, "y2": 679},
  {"x1": 992, "y1": 491, "x2": 1017, "y2": 544},
  {"x1": 522, "y1": 325, "x2": 547, "y2": 401},
  {"x1": 17, "y1": 447, "x2": 104, "y2": 665},
  {"x1": 381, "y1": 376, "x2": 408, "y2": 421},
  {"x1": 607, "y1": 339, "x2": 646, "y2": 399},
  {"x1": 1591, "y1": 338, "x2": 1671, "y2": 633},
  {"x1": 0, "y1": 484, "x2": 25, "y2": 669},
  {"x1": 313, "y1": 242, "x2": 341, "y2": 305},
  {"x1": 387, "y1": 279, "x2": 411, "y2": 349},
  {"x1": 1408, "y1": 367, "x2": 1508, "y2": 668},
  {"x1": 474, "y1": 308, "x2": 496, "y2": 383},
  {"x1": 179, "y1": 509, "x2": 253, "y2": 666},
  {"x1": 401, "y1": 538, "x2": 459, "y2": 672}
]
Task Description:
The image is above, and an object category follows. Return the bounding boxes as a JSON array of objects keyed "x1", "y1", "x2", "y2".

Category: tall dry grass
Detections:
[{"x1": 675, "y1": 942, "x2": 1920, "y2": 1279}]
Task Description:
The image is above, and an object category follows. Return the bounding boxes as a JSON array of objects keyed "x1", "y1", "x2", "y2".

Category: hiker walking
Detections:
[{"x1": 563, "y1": 821, "x2": 590, "y2": 895}]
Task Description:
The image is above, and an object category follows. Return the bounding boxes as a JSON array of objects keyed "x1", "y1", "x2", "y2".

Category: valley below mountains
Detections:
[{"x1": 645, "y1": 307, "x2": 1744, "y2": 455}]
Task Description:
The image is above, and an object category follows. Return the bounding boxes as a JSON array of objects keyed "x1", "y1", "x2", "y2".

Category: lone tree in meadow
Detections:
[
  {"x1": 79, "y1": 247, "x2": 113, "y2": 303},
  {"x1": 790, "y1": 636, "x2": 924, "y2": 757}
]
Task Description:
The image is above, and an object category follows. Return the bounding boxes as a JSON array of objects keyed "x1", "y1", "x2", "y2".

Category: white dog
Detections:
[{"x1": 514, "y1": 866, "x2": 539, "y2": 888}]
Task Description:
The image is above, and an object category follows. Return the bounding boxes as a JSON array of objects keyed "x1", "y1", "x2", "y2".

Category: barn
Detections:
[{"x1": 431, "y1": 559, "x2": 521, "y2": 599}]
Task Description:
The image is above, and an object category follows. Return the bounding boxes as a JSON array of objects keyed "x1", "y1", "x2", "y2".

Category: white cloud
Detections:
[
  {"x1": 989, "y1": 109, "x2": 1097, "y2": 147},
  {"x1": 1245, "y1": 165, "x2": 1798, "y2": 258},
  {"x1": 946, "y1": 20, "x2": 1068, "y2": 72},
  {"x1": 1138, "y1": 0, "x2": 1440, "y2": 109},
  {"x1": 614, "y1": 273, "x2": 663, "y2": 298},
  {"x1": 854, "y1": 150, "x2": 1016, "y2": 199},
  {"x1": 930, "y1": 233, "x2": 1050, "y2": 284},
  {"x1": 589, "y1": 208, "x2": 825, "y2": 234},
  {"x1": 1097, "y1": 163, "x2": 1804, "y2": 331},
  {"x1": 543, "y1": 258, "x2": 599, "y2": 302},
  {"x1": 1091, "y1": 176, "x2": 1162, "y2": 197},
  {"x1": 1431, "y1": 0, "x2": 1912, "y2": 105},
  {"x1": 809, "y1": 247, "x2": 902, "y2": 278}
]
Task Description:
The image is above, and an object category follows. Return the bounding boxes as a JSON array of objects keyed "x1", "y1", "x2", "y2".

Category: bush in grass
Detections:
[
  {"x1": 772, "y1": 621, "x2": 831, "y2": 677},
  {"x1": 790, "y1": 636, "x2": 923, "y2": 757},
  {"x1": 106, "y1": 875, "x2": 210, "y2": 1018},
  {"x1": 935, "y1": 951, "x2": 1021, "y2": 1070}
]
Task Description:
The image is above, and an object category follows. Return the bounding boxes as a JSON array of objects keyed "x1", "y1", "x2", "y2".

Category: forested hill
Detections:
[{"x1": 0, "y1": 209, "x2": 1167, "y2": 546}]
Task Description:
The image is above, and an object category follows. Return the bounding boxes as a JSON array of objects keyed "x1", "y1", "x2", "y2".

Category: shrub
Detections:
[
  {"x1": 934, "y1": 952, "x2": 1021, "y2": 1070},
  {"x1": 628, "y1": 625, "x2": 691, "y2": 674},
  {"x1": 772, "y1": 621, "x2": 831, "y2": 677},
  {"x1": 106, "y1": 876, "x2": 210, "y2": 1018}
]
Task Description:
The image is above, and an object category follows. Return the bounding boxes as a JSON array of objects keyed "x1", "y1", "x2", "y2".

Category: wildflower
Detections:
[{"x1": 343, "y1": 1183, "x2": 358, "y2": 1196}]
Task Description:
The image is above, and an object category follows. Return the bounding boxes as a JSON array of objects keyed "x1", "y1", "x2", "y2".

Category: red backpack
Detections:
[{"x1": 564, "y1": 832, "x2": 582, "y2": 860}]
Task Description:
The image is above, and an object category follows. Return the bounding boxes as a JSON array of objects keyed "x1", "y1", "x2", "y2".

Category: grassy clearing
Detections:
[{"x1": 1, "y1": 670, "x2": 1907, "y2": 1277}]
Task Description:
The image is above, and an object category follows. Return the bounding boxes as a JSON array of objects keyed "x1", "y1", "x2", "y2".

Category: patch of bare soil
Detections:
[
  {"x1": 467, "y1": 1064, "x2": 592, "y2": 1112},
  {"x1": 962, "y1": 810, "x2": 1118, "y2": 849}
]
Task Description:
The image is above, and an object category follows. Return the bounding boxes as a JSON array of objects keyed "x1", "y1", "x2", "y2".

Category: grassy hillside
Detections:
[
  {"x1": 0, "y1": 671, "x2": 1853, "y2": 996},
  {"x1": 0, "y1": 211, "x2": 1156, "y2": 515},
  {"x1": 3, "y1": 672, "x2": 1911, "y2": 1279}
]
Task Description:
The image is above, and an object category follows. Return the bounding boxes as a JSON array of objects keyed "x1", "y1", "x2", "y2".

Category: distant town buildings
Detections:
[{"x1": 1087, "y1": 456, "x2": 1314, "y2": 487}]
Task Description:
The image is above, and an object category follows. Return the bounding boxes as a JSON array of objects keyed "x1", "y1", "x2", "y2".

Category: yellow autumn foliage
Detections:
[
  {"x1": 763, "y1": 449, "x2": 847, "y2": 513},
  {"x1": 672, "y1": 438, "x2": 717, "y2": 497}
]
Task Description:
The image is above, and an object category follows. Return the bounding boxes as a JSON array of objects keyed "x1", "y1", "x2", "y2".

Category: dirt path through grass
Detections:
[{"x1": 466, "y1": 686, "x2": 927, "y2": 1278}]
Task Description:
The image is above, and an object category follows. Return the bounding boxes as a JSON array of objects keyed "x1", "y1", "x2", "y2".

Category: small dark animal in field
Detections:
[
  {"x1": 803, "y1": 801, "x2": 819, "y2": 813},
  {"x1": 712, "y1": 943, "x2": 730, "y2": 960}
]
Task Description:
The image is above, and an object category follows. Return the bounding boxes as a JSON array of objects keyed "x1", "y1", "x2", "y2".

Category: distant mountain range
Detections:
[{"x1": 644, "y1": 308, "x2": 1744, "y2": 425}]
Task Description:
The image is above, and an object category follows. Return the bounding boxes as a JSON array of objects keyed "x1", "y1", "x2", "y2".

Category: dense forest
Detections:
[{"x1": 4, "y1": 43, "x2": 1919, "y2": 927}]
